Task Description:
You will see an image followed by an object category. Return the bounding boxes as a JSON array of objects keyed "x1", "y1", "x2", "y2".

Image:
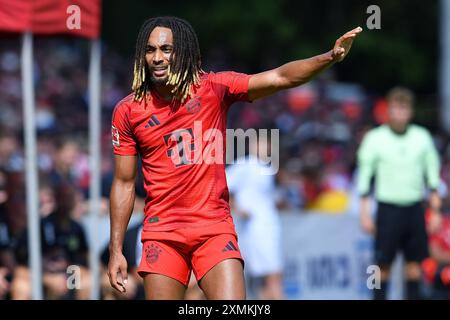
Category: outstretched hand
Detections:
[{"x1": 332, "y1": 26, "x2": 363, "y2": 62}]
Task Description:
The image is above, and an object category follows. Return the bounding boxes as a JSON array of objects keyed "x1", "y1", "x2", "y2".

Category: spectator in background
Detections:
[
  {"x1": 48, "y1": 138, "x2": 89, "y2": 199},
  {"x1": 357, "y1": 87, "x2": 442, "y2": 300},
  {"x1": 226, "y1": 135, "x2": 284, "y2": 299},
  {"x1": 422, "y1": 205, "x2": 450, "y2": 300},
  {"x1": 0, "y1": 267, "x2": 9, "y2": 299},
  {"x1": 0, "y1": 169, "x2": 12, "y2": 299},
  {"x1": 11, "y1": 183, "x2": 90, "y2": 299},
  {"x1": 1, "y1": 172, "x2": 27, "y2": 300},
  {"x1": 0, "y1": 131, "x2": 23, "y2": 173},
  {"x1": 38, "y1": 184, "x2": 56, "y2": 219},
  {"x1": 276, "y1": 158, "x2": 304, "y2": 211}
]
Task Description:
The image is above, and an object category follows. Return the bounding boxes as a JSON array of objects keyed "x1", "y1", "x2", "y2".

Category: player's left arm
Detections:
[{"x1": 248, "y1": 27, "x2": 362, "y2": 101}]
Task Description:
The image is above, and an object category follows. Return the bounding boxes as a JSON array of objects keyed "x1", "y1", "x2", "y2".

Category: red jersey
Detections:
[{"x1": 111, "y1": 71, "x2": 251, "y2": 231}]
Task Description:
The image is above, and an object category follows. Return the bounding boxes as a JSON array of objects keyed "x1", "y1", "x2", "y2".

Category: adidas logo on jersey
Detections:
[
  {"x1": 222, "y1": 241, "x2": 238, "y2": 252},
  {"x1": 145, "y1": 115, "x2": 161, "y2": 128}
]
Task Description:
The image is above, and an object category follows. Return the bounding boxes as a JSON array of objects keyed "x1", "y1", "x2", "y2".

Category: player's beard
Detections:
[
  {"x1": 149, "y1": 65, "x2": 170, "y2": 86},
  {"x1": 150, "y1": 73, "x2": 169, "y2": 86}
]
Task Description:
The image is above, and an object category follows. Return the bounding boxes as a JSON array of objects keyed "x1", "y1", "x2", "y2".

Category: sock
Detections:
[
  {"x1": 373, "y1": 281, "x2": 388, "y2": 300},
  {"x1": 406, "y1": 280, "x2": 420, "y2": 300}
]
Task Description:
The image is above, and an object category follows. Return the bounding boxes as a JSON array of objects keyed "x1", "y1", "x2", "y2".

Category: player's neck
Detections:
[{"x1": 152, "y1": 83, "x2": 175, "y2": 101}]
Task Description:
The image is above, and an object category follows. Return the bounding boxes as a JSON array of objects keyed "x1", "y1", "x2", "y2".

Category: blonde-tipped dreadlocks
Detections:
[{"x1": 132, "y1": 16, "x2": 204, "y2": 103}]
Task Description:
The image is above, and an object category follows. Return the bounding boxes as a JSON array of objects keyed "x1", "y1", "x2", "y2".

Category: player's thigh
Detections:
[
  {"x1": 198, "y1": 258, "x2": 245, "y2": 300},
  {"x1": 138, "y1": 240, "x2": 191, "y2": 300},
  {"x1": 143, "y1": 273, "x2": 187, "y2": 300},
  {"x1": 191, "y1": 232, "x2": 245, "y2": 300},
  {"x1": 184, "y1": 273, "x2": 206, "y2": 300}
]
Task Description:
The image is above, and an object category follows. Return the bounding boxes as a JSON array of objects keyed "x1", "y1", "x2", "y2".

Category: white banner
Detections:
[
  {"x1": 242, "y1": 212, "x2": 404, "y2": 300},
  {"x1": 280, "y1": 213, "x2": 372, "y2": 299}
]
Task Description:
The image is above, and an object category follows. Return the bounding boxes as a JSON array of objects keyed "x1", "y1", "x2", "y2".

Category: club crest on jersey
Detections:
[
  {"x1": 111, "y1": 125, "x2": 120, "y2": 147},
  {"x1": 185, "y1": 96, "x2": 202, "y2": 114},
  {"x1": 145, "y1": 243, "x2": 163, "y2": 264}
]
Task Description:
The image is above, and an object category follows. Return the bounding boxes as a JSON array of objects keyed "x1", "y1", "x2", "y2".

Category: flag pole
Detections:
[
  {"x1": 21, "y1": 31, "x2": 43, "y2": 300},
  {"x1": 88, "y1": 38, "x2": 101, "y2": 300},
  {"x1": 441, "y1": 0, "x2": 450, "y2": 134}
]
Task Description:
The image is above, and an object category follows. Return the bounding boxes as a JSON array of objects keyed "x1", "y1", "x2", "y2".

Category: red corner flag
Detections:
[{"x1": 0, "y1": 0, "x2": 101, "y2": 39}]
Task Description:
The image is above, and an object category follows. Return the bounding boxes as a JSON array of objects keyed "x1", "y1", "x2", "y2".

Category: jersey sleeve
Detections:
[
  {"x1": 209, "y1": 71, "x2": 251, "y2": 108},
  {"x1": 111, "y1": 101, "x2": 138, "y2": 156}
]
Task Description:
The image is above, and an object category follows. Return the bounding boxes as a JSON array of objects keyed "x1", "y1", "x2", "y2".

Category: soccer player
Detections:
[
  {"x1": 357, "y1": 87, "x2": 442, "y2": 300},
  {"x1": 108, "y1": 16, "x2": 362, "y2": 300}
]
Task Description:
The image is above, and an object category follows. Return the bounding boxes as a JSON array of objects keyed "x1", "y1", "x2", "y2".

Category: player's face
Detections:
[
  {"x1": 145, "y1": 27, "x2": 173, "y2": 85},
  {"x1": 388, "y1": 101, "x2": 413, "y2": 128}
]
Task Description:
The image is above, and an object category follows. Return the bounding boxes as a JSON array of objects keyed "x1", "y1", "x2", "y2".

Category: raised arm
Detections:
[
  {"x1": 108, "y1": 154, "x2": 138, "y2": 293},
  {"x1": 248, "y1": 27, "x2": 362, "y2": 101}
]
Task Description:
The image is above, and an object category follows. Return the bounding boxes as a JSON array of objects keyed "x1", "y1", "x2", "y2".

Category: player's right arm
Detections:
[{"x1": 108, "y1": 154, "x2": 137, "y2": 293}]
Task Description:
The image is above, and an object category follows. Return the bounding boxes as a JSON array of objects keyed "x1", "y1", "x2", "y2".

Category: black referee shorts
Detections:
[{"x1": 375, "y1": 201, "x2": 429, "y2": 266}]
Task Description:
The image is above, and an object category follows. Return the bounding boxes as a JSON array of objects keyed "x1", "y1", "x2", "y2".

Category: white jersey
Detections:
[
  {"x1": 226, "y1": 155, "x2": 280, "y2": 227},
  {"x1": 226, "y1": 155, "x2": 283, "y2": 276}
]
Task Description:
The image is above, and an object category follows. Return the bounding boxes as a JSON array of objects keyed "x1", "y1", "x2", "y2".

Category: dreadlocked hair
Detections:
[{"x1": 132, "y1": 16, "x2": 204, "y2": 103}]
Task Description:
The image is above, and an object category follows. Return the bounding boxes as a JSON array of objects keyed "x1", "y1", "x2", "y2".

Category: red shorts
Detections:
[{"x1": 137, "y1": 216, "x2": 244, "y2": 286}]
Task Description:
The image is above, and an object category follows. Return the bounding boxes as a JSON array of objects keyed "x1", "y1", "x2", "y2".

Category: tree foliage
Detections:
[{"x1": 102, "y1": 0, "x2": 439, "y2": 94}]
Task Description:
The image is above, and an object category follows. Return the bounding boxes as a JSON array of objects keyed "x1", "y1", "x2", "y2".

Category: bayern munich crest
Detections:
[
  {"x1": 145, "y1": 243, "x2": 163, "y2": 264},
  {"x1": 185, "y1": 96, "x2": 202, "y2": 114}
]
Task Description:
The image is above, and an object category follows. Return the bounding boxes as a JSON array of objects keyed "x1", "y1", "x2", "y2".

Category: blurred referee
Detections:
[{"x1": 357, "y1": 87, "x2": 442, "y2": 300}]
